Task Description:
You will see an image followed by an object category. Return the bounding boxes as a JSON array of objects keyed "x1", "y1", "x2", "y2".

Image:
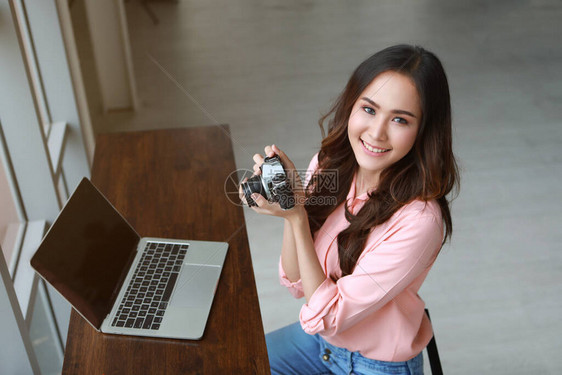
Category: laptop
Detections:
[{"x1": 30, "y1": 178, "x2": 228, "y2": 340}]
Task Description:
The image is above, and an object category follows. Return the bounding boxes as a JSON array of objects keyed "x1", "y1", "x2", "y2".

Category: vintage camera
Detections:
[{"x1": 241, "y1": 155, "x2": 295, "y2": 210}]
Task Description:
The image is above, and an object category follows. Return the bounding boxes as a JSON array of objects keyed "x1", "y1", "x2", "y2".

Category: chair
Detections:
[{"x1": 425, "y1": 308, "x2": 443, "y2": 375}]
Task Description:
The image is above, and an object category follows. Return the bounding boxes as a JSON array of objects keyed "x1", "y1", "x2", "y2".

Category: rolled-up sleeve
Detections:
[
  {"x1": 278, "y1": 256, "x2": 304, "y2": 298},
  {"x1": 299, "y1": 212, "x2": 443, "y2": 336}
]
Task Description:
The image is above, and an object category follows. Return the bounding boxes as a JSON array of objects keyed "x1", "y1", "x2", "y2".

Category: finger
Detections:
[
  {"x1": 239, "y1": 179, "x2": 246, "y2": 202},
  {"x1": 271, "y1": 144, "x2": 285, "y2": 159},
  {"x1": 264, "y1": 145, "x2": 275, "y2": 157},
  {"x1": 239, "y1": 177, "x2": 245, "y2": 188},
  {"x1": 253, "y1": 164, "x2": 261, "y2": 175},
  {"x1": 251, "y1": 193, "x2": 268, "y2": 208},
  {"x1": 253, "y1": 153, "x2": 264, "y2": 165},
  {"x1": 272, "y1": 144, "x2": 296, "y2": 170},
  {"x1": 239, "y1": 180, "x2": 249, "y2": 203}
]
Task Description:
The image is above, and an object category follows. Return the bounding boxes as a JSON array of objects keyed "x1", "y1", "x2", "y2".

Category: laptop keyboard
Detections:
[{"x1": 111, "y1": 241, "x2": 188, "y2": 330}]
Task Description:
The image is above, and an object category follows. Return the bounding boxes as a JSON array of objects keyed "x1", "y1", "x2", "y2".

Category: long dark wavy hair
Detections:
[{"x1": 305, "y1": 44, "x2": 459, "y2": 278}]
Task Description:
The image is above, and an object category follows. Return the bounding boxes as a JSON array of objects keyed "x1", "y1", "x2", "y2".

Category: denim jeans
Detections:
[{"x1": 266, "y1": 322, "x2": 423, "y2": 375}]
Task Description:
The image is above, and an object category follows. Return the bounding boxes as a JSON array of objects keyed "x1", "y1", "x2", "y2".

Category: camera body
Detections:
[{"x1": 241, "y1": 155, "x2": 295, "y2": 210}]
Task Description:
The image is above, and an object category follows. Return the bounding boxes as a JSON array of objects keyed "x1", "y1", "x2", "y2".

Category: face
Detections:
[{"x1": 347, "y1": 71, "x2": 422, "y2": 187}]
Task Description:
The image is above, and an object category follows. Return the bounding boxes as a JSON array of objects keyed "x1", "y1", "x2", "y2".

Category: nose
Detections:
[{"x1": 367, "y1": 116, "x2": 388, "y2": 141}]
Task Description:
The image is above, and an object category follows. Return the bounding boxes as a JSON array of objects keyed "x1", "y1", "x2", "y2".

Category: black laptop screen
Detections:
[{"x1": 31, "y1": 178, "x2": 140, "y2": 329}]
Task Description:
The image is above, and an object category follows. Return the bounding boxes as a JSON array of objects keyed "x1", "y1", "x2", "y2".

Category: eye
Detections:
[
  {"x1": 392, "y1": 117, "x2": 408, "y2": 125},
  {"x1": 362, "y1": 106, "x2": 375, "y2": 115}
]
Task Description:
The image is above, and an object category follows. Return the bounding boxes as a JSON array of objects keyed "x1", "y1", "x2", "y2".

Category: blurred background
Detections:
[{"x1": 1, "y1": 0, "x2": 561, "y2": 374}]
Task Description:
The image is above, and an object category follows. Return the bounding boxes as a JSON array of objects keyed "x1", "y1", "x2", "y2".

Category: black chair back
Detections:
[{"x1": 425, "y1": 308, "x2": 443, "y2": 375}]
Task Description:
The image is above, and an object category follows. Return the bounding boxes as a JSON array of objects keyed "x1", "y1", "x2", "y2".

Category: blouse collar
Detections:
[{"x1": 346, "y1": 172, "x2": 375, "y2": 208}]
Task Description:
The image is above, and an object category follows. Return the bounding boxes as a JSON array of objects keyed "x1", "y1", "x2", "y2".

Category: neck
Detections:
[{"x1": 355, "y1": 168, "x2": 379, "y2": 196}]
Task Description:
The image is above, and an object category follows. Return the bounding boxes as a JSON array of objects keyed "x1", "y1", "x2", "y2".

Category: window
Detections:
[
  {"x1": 0, "y1": 150, "x2": 24, "y2": 276},
  {"x1": 0, "y1": 0, "x2": 94, "y2": 373}
]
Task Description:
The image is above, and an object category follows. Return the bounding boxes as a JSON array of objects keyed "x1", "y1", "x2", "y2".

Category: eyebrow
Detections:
[{"x1": 361, "y1": 97, "x2": 417, "y2": 118}]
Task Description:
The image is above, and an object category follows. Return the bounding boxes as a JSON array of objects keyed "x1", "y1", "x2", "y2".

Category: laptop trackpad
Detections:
[{"x1": 169, "y1": 264, "x2": 222, "y2": 309}]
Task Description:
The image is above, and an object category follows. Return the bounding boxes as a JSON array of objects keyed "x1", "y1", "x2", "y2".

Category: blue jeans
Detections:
[{"x1": 266, "y1": 322, "x2": 423, "y2": 375}]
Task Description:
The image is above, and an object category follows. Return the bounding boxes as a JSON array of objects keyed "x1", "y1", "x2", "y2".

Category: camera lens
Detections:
[{"x1": 241, "y1": 175, "x2": 267, "y2": 207}]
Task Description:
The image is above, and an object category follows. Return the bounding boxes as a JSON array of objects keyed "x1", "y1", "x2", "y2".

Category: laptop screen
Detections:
[{"x1": 31, "y1": 178, "x2": 140, "y2": 329}]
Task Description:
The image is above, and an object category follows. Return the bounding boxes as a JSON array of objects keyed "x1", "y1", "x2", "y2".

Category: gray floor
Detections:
[{"x1": 83, "y1": 0, "x2": 562, "y2": 373}]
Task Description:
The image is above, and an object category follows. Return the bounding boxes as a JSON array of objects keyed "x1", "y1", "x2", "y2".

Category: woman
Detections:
[{"x1": 243, "y1": 44, "x2": 459, "y2": 375}]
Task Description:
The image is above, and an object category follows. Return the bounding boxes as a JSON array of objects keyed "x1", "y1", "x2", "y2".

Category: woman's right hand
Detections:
[{"x1": 239, "y1": 145, "x2": 306, "y2": 221}]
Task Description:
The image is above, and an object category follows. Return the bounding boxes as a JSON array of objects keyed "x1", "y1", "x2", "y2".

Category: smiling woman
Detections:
[{"x1": 243, "y1": 44, "x2": 459, "y2": 375}]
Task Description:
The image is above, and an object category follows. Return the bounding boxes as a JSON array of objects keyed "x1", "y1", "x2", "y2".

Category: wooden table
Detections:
[{"x1": 62, "y1": 126, "x2": 270, "y2": 374}]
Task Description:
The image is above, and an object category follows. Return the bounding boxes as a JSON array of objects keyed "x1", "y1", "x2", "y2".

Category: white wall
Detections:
[{"x1": 84, "y1": 0, "x2": 139, "y2": 112}]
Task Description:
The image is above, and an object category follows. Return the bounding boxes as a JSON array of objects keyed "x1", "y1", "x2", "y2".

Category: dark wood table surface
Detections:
[{"x1": 62, "y1": 125, "x2": 270, "y2": 374}]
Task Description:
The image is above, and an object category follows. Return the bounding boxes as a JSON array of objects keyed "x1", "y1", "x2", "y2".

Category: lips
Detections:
[{"x1": 361, "y1": 139, "x2": 390, "y2": 154}]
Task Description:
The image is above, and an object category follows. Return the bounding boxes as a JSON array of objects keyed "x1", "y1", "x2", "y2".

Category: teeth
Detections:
[{"x1": 362, "y1": 140, "x2": 388, "y2": 153}]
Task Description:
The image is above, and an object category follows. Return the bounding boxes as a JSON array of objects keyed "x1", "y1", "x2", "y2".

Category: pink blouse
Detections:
[{"x1": 279, "y1": 153, "x2": 444, "y2": 361}]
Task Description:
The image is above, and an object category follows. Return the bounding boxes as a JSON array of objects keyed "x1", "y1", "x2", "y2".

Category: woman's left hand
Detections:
[{"x1": 239, "y1": 144, "x2": 306, "y2": 221}]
